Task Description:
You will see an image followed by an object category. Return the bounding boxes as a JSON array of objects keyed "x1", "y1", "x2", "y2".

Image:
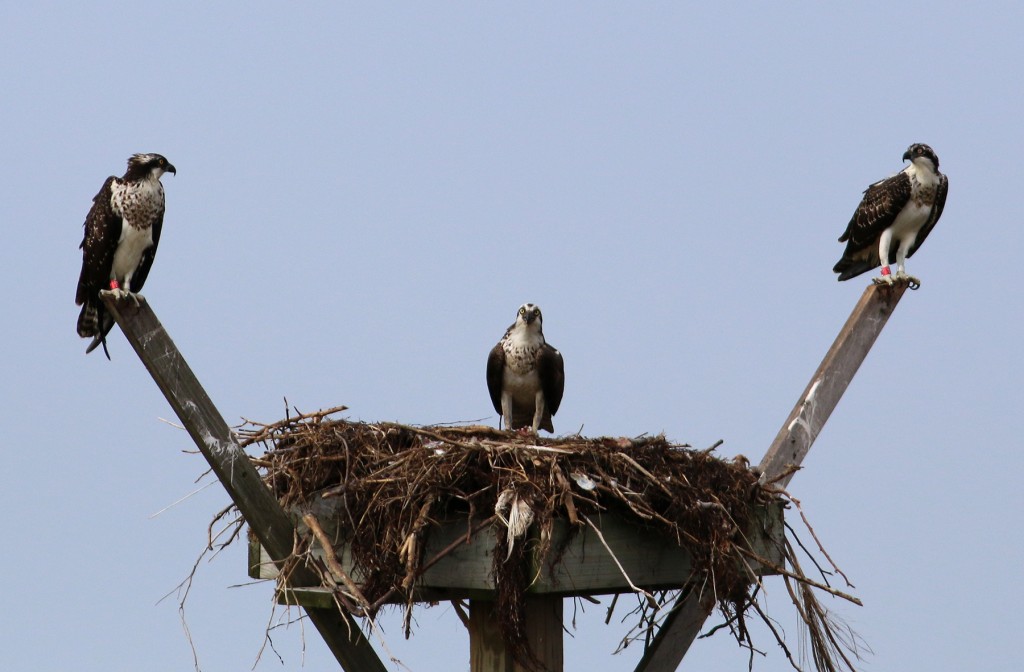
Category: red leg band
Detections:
[
  {"x1": 109, "y1": 279, "x2": 120, "y2": 290},
  {"x1": 880, "y1": 266, "x2": 891, "y2": 276}
]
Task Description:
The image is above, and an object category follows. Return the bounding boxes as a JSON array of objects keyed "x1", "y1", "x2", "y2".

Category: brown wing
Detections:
[
  {"x1": 76, "y1": 176, "x2": 121, "y2": 305},
  {"x1": 537, "y1": 343, "x2": 564, "y2": 416},
  {"x1": 839, "y1": 171, "x2": 912, "y2": 249},
  {"x1": 486, "y1": 343, "x2": 506, "y2": 415},
  {"x1": 907, "y1": 173, "x2": 948, "y2": 259},
  {"x1": 833, "y1": 171, "x2": 912, "y2": 280}
]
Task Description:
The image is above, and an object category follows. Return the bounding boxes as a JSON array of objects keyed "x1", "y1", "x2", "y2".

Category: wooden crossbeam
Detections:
[
  {"x1": 101, "y1": 294, "x2": 387, "y2": 672},
  {"x1": 249, "y1": 503, "x2": 785, "y2": 599},
  {"x1": 633, "y1": 281, "x2": 910, "y2": 672}
]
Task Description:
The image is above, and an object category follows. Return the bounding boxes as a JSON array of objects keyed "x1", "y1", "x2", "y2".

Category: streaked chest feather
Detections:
[
  {"x1": 909, "y1": 170, "x2": 939, "y2": 209},
  {"x1": 111, "y1": 177, "x2": 164, "y2": 229},
  {"x1": 502, "y1": 331, "x2": 542, "y2": 376}
]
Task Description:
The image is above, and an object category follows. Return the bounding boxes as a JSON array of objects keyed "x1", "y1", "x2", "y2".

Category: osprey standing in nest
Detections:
[
  {"x1": 833, "y1": 143, "x2": 948, "y2": 288},
  {"x1": 487, "y1": 303, "x2": 565, "y2": 434},
  {"x1": 75, "y1": 153, "x2": 175, "y2": 358}
]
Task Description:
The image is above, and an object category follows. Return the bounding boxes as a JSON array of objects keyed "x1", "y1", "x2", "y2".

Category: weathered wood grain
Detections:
[
  {"x1": 758, "y1": 282, "x2": 909, "y2": 487},
  {"x1": 101, "y1": 294, "x2": 386, "y2": 672},
  {"x1": 634, "y1": 281, "x2": 910, "y2": 672},
  {"x1": 250, "y1": 500, "x2": 785, "y2": 599},
  {"x1": 469, "y1": 597, "x2": 563, "y2": 672}
]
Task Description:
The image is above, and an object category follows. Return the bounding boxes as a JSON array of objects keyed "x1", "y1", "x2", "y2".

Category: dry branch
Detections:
[{"x1": 220, "y1": 408, "x2": 862, "y2": 671}]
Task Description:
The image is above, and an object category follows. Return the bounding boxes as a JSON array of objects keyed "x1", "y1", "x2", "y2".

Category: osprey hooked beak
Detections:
[
  {"x1": 902, "y1": 149, "x2": 912, "y2": 162},
  {"x1": 165, "y1": 162, "x2": 177, "y2": 176}
]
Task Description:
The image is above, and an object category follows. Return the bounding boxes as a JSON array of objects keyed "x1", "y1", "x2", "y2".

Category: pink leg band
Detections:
[
  {"x1": 109, "y1": 279, "x2": 120, "y2": 290},
  {"x1": 880, "y1": 266, "x2": 891, "y2": 276}
]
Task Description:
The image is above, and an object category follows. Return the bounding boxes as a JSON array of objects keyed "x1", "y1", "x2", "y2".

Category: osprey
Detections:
[
  {"x1": 833, "y1": 143, "x2": 948, "y2": 287},
  {"x1": 486, "y1": 303, "x2": 565, "y2": 434},
  {"x1": 75, "y1": 153, "x2": 175, "y2": 358}
]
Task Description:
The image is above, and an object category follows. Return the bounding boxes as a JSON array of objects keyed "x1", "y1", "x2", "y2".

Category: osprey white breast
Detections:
[
  {"x1": 110, "y1": 178, "x2": 162, "y2": 285},
  {"x1": 486, "y1": 303, "x2": 566, "y2": 434}
]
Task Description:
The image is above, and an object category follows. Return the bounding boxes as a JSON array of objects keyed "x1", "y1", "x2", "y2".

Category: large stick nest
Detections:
[{"x1": 234, "y1": 407, "x2": 864, "y2": 671}]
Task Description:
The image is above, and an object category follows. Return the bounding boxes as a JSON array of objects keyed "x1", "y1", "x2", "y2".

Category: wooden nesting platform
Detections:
[
  {"x1": 248, "y1": 497, "x2": 786, "y2": 607},
  {"x1": 101, "y1": 282, "x2": 907, "y2": 672},
  {"x1": 240, "y1": 419, "x2": 788, "y2": 612}
]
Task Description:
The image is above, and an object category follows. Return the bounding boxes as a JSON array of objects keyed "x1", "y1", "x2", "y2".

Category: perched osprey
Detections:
[
  {"x1": 75, "y1": 153, "x2": 175, "y2": 358},
  {"x1": 486, "y1": 303, "x2": 565, "y2": 434},
  {"x1": 833, "y1": 143, "x2": 948, "y2": 287}
]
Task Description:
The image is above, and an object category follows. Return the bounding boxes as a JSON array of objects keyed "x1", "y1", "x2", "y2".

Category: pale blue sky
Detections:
[{"x1": 2, "y1": 3, "x2": 1021, "y2": 671}]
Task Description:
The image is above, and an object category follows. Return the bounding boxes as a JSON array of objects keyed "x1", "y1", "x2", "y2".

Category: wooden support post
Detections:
[
  {"x1": 101, "y1": 294, "x2": 387, "y2": 672},
  {"x1": 758, "y1": 282, "x2": 909, "y2": 486},
  {"x1": 633, "y1": 281, "x2": 910, "y2": 672},
  {"x1": 469, "y1": 597, "x2": 563, "y2": 672}
]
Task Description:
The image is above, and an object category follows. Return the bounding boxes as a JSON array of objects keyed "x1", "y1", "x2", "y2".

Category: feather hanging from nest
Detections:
[{"x1": 495, "y1": 488, "x2": 535, "y2": 560}]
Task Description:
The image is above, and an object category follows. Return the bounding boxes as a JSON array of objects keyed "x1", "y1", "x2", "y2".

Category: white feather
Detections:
[{"x1": 109, "y1": 176, "x2": 163, "y2": 288}]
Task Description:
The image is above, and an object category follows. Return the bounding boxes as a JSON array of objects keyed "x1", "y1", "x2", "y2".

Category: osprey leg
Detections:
[
  {"x1": 531, "y1": 391, "x2": 546, "y2": 435},
  {"x1": 873, "y1": 229, "x2": 896, "y2": 285},
  {"x1": 110, "y1": 274, "x2": 142, "y2": 306},
  {"x1": 501, "y1": 392, "x2": 514, "y2": 431},
  {"x1": 893, "y1": 237, "x2": 921, "y2": 287}
]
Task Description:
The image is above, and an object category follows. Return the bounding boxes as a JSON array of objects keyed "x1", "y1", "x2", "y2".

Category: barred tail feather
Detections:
[
  {"x1": 78, "y1": 300, "x2": 113, "y2": 359},
  {"x1": 77, "y1": 300, "x2": 99, "y2": 338}
]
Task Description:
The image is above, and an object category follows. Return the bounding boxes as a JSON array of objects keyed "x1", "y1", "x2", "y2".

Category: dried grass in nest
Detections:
[{"x1": 234, "y1": 406, "x2": 864, "y2": 672}]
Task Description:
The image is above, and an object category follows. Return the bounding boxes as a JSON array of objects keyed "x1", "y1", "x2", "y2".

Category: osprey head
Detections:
[
  {"x1": 516, "y1": 303, "x2": 543, "y2": 329},
  {"x1": 902, "y1": 143, "x2": 939, "y2": 172},
  {"x1": 126, "y1": 153, "x2": 176, "y2": 180}
]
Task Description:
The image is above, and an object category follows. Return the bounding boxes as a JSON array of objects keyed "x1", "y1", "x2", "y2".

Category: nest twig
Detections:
[{"x1": 222, "y1": 407, "x2": 863, "y2": 671}]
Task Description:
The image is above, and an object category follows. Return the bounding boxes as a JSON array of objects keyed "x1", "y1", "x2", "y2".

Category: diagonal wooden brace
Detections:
[
  {"x1": 101, "y1": 294, "x2": 386, "y2": 672},
  {"x1": 634, "y1": 281, "x2": 910, "y2": 672}
]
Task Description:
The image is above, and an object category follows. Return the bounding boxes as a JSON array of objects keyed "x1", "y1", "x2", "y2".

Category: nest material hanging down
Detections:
[{"x1": 237, "y1": 407, "x2": 863, "y2": 672}]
